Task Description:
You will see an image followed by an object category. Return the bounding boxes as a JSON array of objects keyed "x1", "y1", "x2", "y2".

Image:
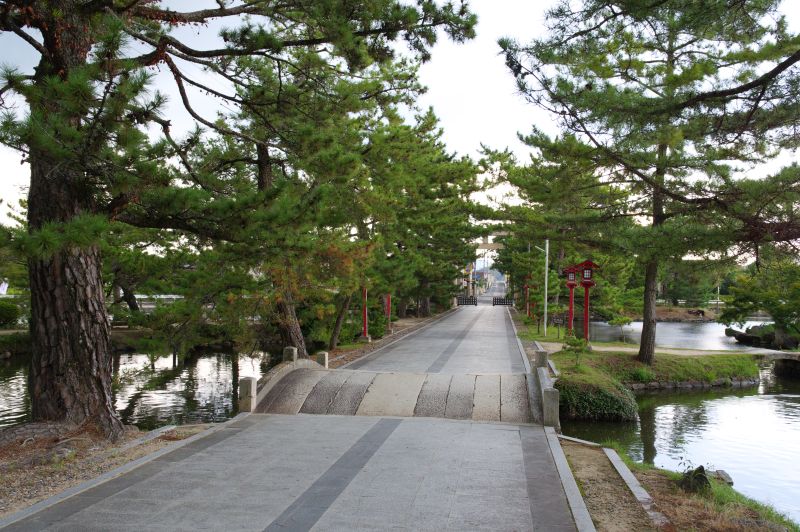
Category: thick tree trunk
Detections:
[
  {"x1": 328, "y1": 293, "x2": 352, "y2": 351},
  {"x1": 25, "y1": 13, "x2": 123, "y2": 440},
  {"x1": 276, "y1": 292, "x2": 307, "y2": 357},
  {"x1": 27, "y1": 157, "x2": 124, "y2": 440}
]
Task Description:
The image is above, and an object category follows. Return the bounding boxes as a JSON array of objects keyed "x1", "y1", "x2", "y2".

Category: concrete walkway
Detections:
[
  {"x1": 346, "y1": 305, "x2": 526, "y2": 374},
  {"x1": 2, "y1": 299, "x2": 586, "y2": 531}
]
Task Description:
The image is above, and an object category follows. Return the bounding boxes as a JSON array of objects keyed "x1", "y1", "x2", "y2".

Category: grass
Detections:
[
  {"x1": 552, "y1": 349, "x2": 759, "y2": 385},
  {"x1": 601, "y1": 441, "x2": 800, "y2": 532}
]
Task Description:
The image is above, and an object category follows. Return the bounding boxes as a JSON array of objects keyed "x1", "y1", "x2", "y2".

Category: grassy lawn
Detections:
[{"x1": 553, "y1": 350, "x2": 760, "y2": 385}]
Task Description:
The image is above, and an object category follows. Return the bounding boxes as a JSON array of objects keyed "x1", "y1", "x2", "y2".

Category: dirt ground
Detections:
[
  {"x1": 0, "y1": 423, "x2": 209, "y2": 518},
  {"x1": 561, "y1": 441, "x2": 656, "y2": 532}
]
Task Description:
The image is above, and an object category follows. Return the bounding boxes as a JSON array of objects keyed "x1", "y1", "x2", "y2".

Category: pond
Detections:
[
  {"x1": 562, "y1": 366, "x2": 800, "y2": 523},
  {"x1": 0, "y1": 350, "x2": 268, "y2": 431},
  {"x1": 572, "y1": 318, "x2": 776, "y2": 352}
]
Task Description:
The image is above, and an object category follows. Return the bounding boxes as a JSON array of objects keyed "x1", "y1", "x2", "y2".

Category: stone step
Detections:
[{"x1": 257, "y1": 369, "x2": 533, "y2": 423}]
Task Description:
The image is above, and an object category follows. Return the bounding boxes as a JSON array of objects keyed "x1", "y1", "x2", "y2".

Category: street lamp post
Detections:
[{"x1": 534, "y1": 240, "x2": 550, "y2": 337}]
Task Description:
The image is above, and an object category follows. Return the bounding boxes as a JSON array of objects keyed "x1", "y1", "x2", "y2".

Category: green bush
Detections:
[
  {"x1": 556, "y1": 367, "x2": 638, "y2": 421},
  {"x1": 0, "y1": 300, "x2": 20, "y2": 327}
]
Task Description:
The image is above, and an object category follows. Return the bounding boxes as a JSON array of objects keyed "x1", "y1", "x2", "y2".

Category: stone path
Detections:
[
  {"x1": 256, "y1": 368, "x2": 531, "y2": 423},
  {"x1": 2, "y1": 300, "x2": 585, "y2": 531}
]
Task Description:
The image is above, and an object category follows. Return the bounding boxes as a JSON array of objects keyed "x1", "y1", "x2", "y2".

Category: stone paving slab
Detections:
[
  {"x1": 300, "y1": 371, "x2": 351, "y2": 415},
  {"x1": 267, "y1": 368, "x2": 327, "y2": 415},
  {"x1": 501, "y1": 373, "x2": 530, "y2": 423},
  {"x1": 327, "y1": 371, "x2": 376, "y2": 415},
  {"x1": 472, "y1": 373, "x2": 501, "y2": 421},
  {"x1": 444, "y1": 373, "x2": 476, "y2": 419},
  {"x1": 413, "y1": 373, "x2": 452, "y2": 418},
  {"x1": 355, "y1": 373, "x2": 426, "y2": 417}
]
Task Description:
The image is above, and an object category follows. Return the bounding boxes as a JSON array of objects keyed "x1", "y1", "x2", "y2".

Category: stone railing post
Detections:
[
  {"x1": 543, "y1": 388, "x2": 560, "y2": 431},
  {"x1": 239, "y1": 377, "x2": 257, "y2": 413},
  {"x1": 316, "y1": 351, "x2": 329, "y2": 368},
  {"x1": 282, "y1": 346, "x2": 298, "y2": 363}
]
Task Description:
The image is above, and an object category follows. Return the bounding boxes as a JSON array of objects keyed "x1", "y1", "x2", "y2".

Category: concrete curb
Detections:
[
  {"x1": 506, "y1": 307, "x2": 532, "y2": 374},
  {"x1": 603, "y1": 447, "x2": 671, "y2": 528},
  {"x1": 338, "y1": 308, "x2": 460, "y2": 369},
  {"x1": 557, "y1": 434, "x2": 601, "y2": 447},
  {"x1": 544, "y1": 426, "x2": 596, "y2": 532},
  {"x1": 0, "y1": 413, "x2": 251, "y2": 529}
]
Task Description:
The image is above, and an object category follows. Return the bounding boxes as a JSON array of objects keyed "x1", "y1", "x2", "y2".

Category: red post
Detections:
[
  {"x1": 361, "y1": 287, "x2": 368, "y2": 338},
  {"x1": 385, "y1": 293, "x2": 391, "y2": 319},
  {"x1": 568, "y1": 285, "x2": 575, "y2": 334},
  {"x1": 583, "y1": 284, "x2": 590, "y2": 341}
]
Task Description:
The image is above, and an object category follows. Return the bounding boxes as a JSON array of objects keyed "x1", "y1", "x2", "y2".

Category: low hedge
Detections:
[{"x1": 555, "y1": 364, "x2": 638, "y2": 421}]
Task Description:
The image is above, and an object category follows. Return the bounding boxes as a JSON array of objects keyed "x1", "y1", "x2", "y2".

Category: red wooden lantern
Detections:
[{"x1": 573, "y1": 261, "x2": 600, "y2": 340}]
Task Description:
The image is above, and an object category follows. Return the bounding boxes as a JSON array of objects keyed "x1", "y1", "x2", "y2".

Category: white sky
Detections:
[{"x1": 1, "y1": 1, "x2": 799, "y2": 224}]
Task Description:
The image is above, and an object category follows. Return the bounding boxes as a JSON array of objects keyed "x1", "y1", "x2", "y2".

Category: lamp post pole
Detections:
[{"x1": 534, "y1": 240, "x2": 550, "y2": 337}]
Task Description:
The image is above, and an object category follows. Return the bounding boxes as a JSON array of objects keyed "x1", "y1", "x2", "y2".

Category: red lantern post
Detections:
[{"x1": 575, "y1": 261, "x2": 599, "y2": 341}]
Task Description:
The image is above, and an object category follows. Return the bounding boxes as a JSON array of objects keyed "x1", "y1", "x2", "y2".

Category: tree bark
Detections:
[
  {"x1": 397, "y1": 298, "x2": 409, "y2": 319},
  {"x1": 418, "y1": 296, "x2": 431, "y2": 317},
  {"x1": 26, "y1": 8, "x2": 124, "y2": 440},
  {"x1": 637, "y1": 146, "x2": 667, "y2": 365},
  {"x1": 276, "y1": 292, "x2": 307, "y2": 357},
  {"x1": 328, "y1": 293, "x2": 352, "y2": 351}
]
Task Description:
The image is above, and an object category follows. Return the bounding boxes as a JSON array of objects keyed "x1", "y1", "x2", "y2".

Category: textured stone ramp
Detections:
[{"x1": 257, "y1": 369, "x2": 530, "y2": 423}]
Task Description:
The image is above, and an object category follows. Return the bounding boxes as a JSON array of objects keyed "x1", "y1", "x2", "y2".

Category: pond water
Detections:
[
  {"x1": 563, "y1": 367, "x2": 800, "y2": 523},
  {"x1": 0, "y1": 351, "x2": 267, "y2": 431},
  {"x1": 572, "y1": 318, "x2": 776, "y2": 352}
]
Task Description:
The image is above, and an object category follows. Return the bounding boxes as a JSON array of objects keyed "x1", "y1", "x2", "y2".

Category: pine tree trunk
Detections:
[
  {"x1": 27, "y1": 156, "x2": 124, "y2": 440},
  {"x1": 397, "y1": 298, "x2": 409, "y2": 319},
  {"x1": 637, "y1": 143, "x2": 667, "y2": 365},
  {"x1": 25, "y1": 11, "x2": 123, "y2": 440},
  {"x1": 637, "y1": 259, "x2": 659, "y2": 365},
  {"x1": 419, "y1": 296, "x2": 431, "y2": 317},
  {"x1": 276, "y1": 292, "x2": 307, "y2": 357},
  {"x1": 328, "y1": 293, "x2": 352, "y2": 351}
]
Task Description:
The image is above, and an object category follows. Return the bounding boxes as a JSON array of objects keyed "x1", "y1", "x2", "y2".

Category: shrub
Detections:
[
  {"x1": 556, "y1": 368, "x2": 638, "y2": 421},
  {"x1": 0, "y1": 300, "x2": 20, "y2": 327}
]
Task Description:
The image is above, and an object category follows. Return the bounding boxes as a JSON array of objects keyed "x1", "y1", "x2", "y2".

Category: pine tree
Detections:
[{"x1": 0, "y1": 1, "x2": 475, "y2": 439}]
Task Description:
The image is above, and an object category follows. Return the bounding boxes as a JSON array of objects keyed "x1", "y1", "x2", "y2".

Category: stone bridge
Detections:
[{"x1": 2, "y1": 289, "x2": 591, "y2": 532}]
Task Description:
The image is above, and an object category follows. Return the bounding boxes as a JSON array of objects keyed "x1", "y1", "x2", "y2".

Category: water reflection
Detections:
[
  {"x1": 577, "y1": 319, "x2": 775, "y2": 351},
  {"x1": 0, "y1": 351, "x2": 267, "y2": 431},
  {"x1": 563, "y1": 368, "x2": 800, "y2": 523}
]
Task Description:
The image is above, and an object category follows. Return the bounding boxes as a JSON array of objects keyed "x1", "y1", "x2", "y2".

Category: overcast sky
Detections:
[{"x1": 1, "y1": 1, "x2": 798, "y2": 224}]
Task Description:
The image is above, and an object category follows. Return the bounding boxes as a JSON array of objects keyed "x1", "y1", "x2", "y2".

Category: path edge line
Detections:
[
  {"x1": 0, "y1": 413, "x2": 252, "y2": 529},
  {"x1": 544, "y1": 426, "x2": 597, "y2": 532}
]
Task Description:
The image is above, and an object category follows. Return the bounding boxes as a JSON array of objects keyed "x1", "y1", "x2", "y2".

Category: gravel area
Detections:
[{"x1": 0, "y1": 423, "x2": 210, "y2": 518}]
